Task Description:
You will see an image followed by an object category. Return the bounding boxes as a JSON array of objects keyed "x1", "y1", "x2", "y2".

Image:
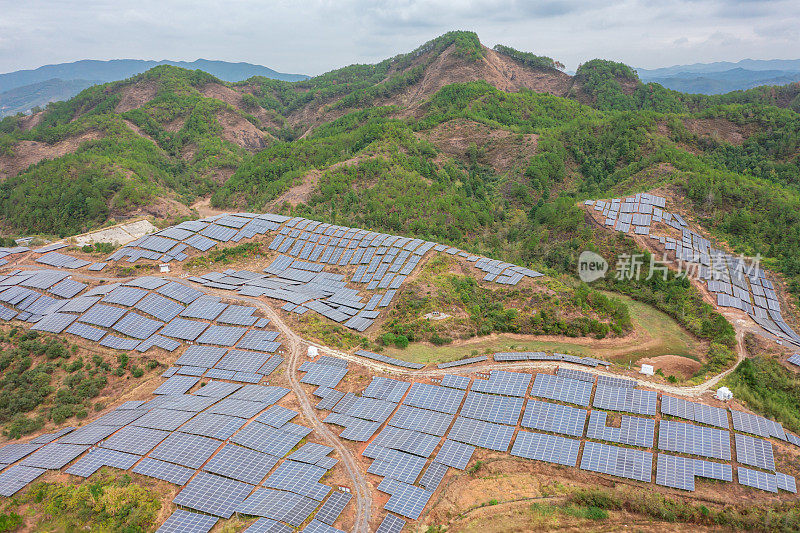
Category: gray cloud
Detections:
[{"x1": 0, "y1": 0, "x2": 797, "y2": 75}]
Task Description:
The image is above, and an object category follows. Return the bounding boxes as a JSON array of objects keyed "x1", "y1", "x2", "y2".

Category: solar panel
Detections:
[
  {"x1": 256, "y1": 405, "x2": 298, "y2": 428},
  {"x1": 65, "y1": 448, "x2": 140, "y2": 477},
  {"x1": 738, "y1": 467, "x2": 777, "y2": 493},
  {"x1": 57, "y1": 423, "x2": 119, "y2": 445},
  {"x1": 264, "y1": 460, "x2": 331, "y2": 501},
  {"x1": 530, "y1": 373, "x2": 592, "y2": 406},
  {"x1": 315, "y1": 490, "x2": 351, "y2": 525},
  {"x1": 48, "y1": 279, "x2": 87, "y2": 299},
  {"x1": 447, "y1": 417, "x2": 514, "y2": 452},
  {"x1": 383, "y1": 480, "x2": 433, "y2": 520},
  {"x1": 101, "y1": 426, "x2": 170, "y2": 455},
  {"x1": 231, "y1": 422, "x2": 304, "y2": 456},
  {"x1": 135, "y1": 292, "x2": 185, "y2": 321},
  {"x1": 217, "y1": 304, "x2": 258, "y2": 326},
  {"x1": 132, "y1": 457, "x2": 194, "y2": 485},
  {"x1": 178, "y1": 412, "x2": 246, "y2": 440},
  {"x1": 511, "y1": 430, "x2": 580, "y2": 467},
  {"x1": 776, "y1": 472, "x2": 797, "y2": 493},
  {"x1": 237, "y1": 330, "x2": 282, "y2": 352},
  {"x1": 102, "y1": 286, "x2": 148, "y2": 306},
  {"x1": 372, "y1": 426, "x2": 440, "y2": 457},
  {"x1": 587, "y1": 411, "x2": 654, "y2": 448},
  {"x1": 159, "y1": 317, "x2": 209, "y2": 341},
  {"x1": 149, "y1": 432, "x2": 222, "y2": 469},
  {"x1": 31, "y1": 312, "x2": 77, "y2": 333},
  {"x1": 388, "y1": 404, "x2": 454, "y2": 436},
  {"x1": 157, "y1": 281, "x2": 203, "y2": 304},
  {"x1": 471, "y1": 370, "x2": 531, "y2": 397},
  {"x1": 521, "y1": 399, "x2": 587, "y2": 437},
  {"x1": 176, "y1": 345, "x2": 227, "y2": 368},
  {"x1": 418, "y1": 461, "x2": 449, "y2": 491},
  {"x1": 556, "y1": 367, "x2": 595, "y2": 383},
  {"x1": 341, "y1": 396, "x2": 398, "y2": 424},
  {"x1": 196, "y1": 324, "x2": 248, "y2": 346},
  {"x1": 195, "y1": 380, "x2": 242, "y2": 397},
  {"x1": 78, "y1": 303, "x2": 127, "y2": 328},
  {"x1": 403, "y1": 383, "x2": 465, "y2": 414},
  {"x1": 439, "y1": 374, "x2": 470, "y2": 390},
  {"x1": 0, "y1": 465, "x2": 46, "y2": 496},
  {"x1": 375, "y1": 514, "x2": 406, "y2": 533},
  {"x1": 173, "y1": 471, "x2": 254, "y2": 518},
  {"x1": 21, "y1": 442, "x2": 90, "y2": 469},
  {"x1": 112, "y1": 311, "x2": 164, "y2": 339},
  {"x1": 153, "y1": 375, "x2": 199, "y2": 395},
  {"x1": 437, "y1": 356, "x2": 488, "y2": 369},
  {"x1": 657, "y1": 419, "x2": 730, "y2": 460},
  {"x1": 363, "y1": 377, "x2": 411, "y2": 403},
  {"x1": 734, "y1": 433, "x2": 775, "y2": 470},
  {"x1": 579, "y1": 441, "x2": 652, "y2": 482},
  {"x1": 204, "y1": 443, "x2": 279, "y2": 485},
  {"x1": 237, "y1": 488, "x2": 319, "y2": 527},
  {"x1": 730, "y1": 409, "x2": 777, "y2": 438},
  {"x1": 660, "y1": 396, "x2": 729, "y2": 428},
  {"x1": 156, "y1": 509, "x2": 218, "y2": 533},
  {"x1": 593, "y1": 383, "x2": 657, "y2": 415},
  {"x1": 460, "y1": 391, "x2": 524, "y2": 426},
  {"x1": 243, "y1": 518, "x2": 292, "y2": 533},
  {"x1": 655, "y1": 453, "x2": 696, "y2": 491}
]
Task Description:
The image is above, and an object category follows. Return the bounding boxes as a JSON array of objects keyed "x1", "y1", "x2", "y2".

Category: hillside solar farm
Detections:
[
  {"x1": 1, "y1": 199, "x2": 800, "y2": 533},
  {"x1": 3, "y1": 21, "x2": 800, "y2": 532}
]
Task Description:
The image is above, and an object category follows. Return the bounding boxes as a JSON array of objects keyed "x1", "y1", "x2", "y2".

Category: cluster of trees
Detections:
[
  {"x1": 0, "y1": 328, "x2": 150, "y2": 439},
  {"x1": 492, "y1": 45, "x2": 562, "y2": 71}
]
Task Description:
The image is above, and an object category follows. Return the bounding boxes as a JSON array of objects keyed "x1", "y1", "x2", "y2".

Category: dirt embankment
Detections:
[
  {"x1": 201, "y1": 82, "x2": 283, "y2": 131},
  {"x1": 419, "y1": 118, "x2": 538, "y2": 173},
  {"x1": 0, "y1": 130, "x2": 103, "y2": 179},
  {"x1": 114, "y1": 80, "x2": 158, "y2": 113},
  {"x1": 682, "y1": 117, "x2": 757, "y2": 145}
]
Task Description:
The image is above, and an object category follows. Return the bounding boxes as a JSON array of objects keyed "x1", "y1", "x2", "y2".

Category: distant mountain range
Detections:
[
  {"x1": 0, "y1": 59, "x2": 308, "y2": 116},
  {"x1": 637, "y1": 59, "x2": 800, "y2": 94}
]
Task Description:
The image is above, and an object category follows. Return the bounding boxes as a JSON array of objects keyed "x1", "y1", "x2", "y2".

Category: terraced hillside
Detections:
[{"x1": 0, "y1": 203, "x2": 799, "y2": 531}]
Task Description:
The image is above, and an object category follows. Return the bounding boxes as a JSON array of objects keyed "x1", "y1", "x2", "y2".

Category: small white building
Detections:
[
  {"x1": 640, "y1": 364, "x2": 654, "y2": 376},
  {"x1": 159, "y1": 264, "x2": 170, "y2": 273},
  {"x1": 307, "y1": 346, "x2": 319, "y2": 359},
  {"x1": 716, "y1": 387, "x2": 733, "y2": 401}
]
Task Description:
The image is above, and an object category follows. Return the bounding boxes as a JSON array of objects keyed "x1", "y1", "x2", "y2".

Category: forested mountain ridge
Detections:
[{"x1": 1, "y1": 31, "x2": 799, "y2": 310}]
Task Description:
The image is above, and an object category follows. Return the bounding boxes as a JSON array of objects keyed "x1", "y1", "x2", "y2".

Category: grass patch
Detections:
[
  {"x1": 184, "y1": 242, "x2": 261, "y2": 269},
  {"x1": 2, "y1": 469, "x2": 161, "y2": 531},
  {"x1": 383, "y1": 290, "x2": 704, "y2": 365}
]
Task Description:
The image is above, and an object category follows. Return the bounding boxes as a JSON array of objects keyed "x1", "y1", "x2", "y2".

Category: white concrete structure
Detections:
[
  {"x1": 640, "y1": 364, "x2": 654, "y2": 376},
  {"x1": 307, "y1": 346, "x2": 319, "y2": 358},
  {"x1": 716, "y1": 387, "x2": 733, "y2": 401}
]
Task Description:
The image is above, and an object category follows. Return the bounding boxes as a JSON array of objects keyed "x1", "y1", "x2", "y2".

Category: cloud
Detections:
[{"x1": 0, "y1": 0, "x2": 797, "y2": 75}]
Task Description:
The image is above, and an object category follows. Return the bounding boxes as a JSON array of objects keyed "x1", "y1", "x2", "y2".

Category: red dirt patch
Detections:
[
  {"x1": 114, "y1": 80, "x2": 158, "y2": 113},
  {"x1": 683, "y1": 117, "x2": 756, "y2": 145},
  {"x1": 0, "y1": 130, "x2": 103, "y2": 179},
  {"x1": 217, "y1": 108, "x2": 268, "y2": 152},
  {"x1": 638, "y1": 354, "x2": 702, "y2": 379},
  {"x1": 419, "y1": 118, "x2": 537, "y2": 173}
]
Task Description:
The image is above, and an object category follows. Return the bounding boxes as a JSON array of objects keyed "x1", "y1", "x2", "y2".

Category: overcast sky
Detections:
[{"x1": 1, "y1": 0, "x2": 798, "y2": 75}]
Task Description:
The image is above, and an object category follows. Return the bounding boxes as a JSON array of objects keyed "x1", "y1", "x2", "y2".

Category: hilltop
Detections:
[{"x1": 0, "y1": 59, "x2": 308, "y2": 117}]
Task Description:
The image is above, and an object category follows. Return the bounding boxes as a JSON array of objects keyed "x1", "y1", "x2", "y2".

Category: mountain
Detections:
[
  {"x1": 0, "y1": 59, "x2": 308, "y2": 117},
  {"x1": 0, "y1": 31, "x2": 798, "y2": 293},
  {"x1": 638, "y1": 59, "x2": 800, "y2": 94},
  {"x1": 0, "y1": 78, "x2": 100, "y2": 116},
  {"x1": 639, "y1": 58, "x2": 800, "y2": 77}
]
